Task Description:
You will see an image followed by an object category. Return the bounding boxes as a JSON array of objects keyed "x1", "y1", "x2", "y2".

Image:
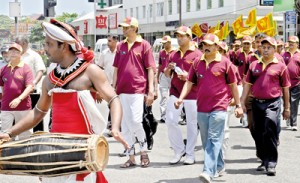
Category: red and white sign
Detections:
[
  {"x1": 108, "y1": 13, "x2": 117, "y2": 29},
  {"x1": 84, "y1": 20, "x2": 88, "y2": 34},
  {"x1": 95, "y1": 15, "x2": 107, "y2": 29}
]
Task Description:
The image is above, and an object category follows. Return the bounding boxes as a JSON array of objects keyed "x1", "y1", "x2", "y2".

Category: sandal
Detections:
[
  {"x1": 140, "y1": 154, "x2": 150, "y2": 168},
  {"x1": 120, "y1": 159, "x2": 136, "y2": 168}
]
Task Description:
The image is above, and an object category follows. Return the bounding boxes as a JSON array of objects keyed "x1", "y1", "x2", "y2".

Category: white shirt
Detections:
[
  {"x1": 21, "y1": 48, "x2": 46, "y2": 93},
  {"x1": 97, "y1": 48, "x2": 116, "y2": 84}
]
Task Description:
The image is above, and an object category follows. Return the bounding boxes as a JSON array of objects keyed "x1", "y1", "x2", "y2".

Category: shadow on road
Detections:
[
  {"x1": 153, "y1": 177, "x2": 201, "y2": 183},
  {"x1": 225, "y1": 158, "x2": 258, "y2": 164},
  {"x1": 231, "y1": 145, "x2": 256, "y2": 150}
]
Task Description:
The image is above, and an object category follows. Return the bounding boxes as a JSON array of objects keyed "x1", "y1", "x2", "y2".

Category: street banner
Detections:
[{"x1": 273, "y1": 0, "x2": 294, "y2": 12}]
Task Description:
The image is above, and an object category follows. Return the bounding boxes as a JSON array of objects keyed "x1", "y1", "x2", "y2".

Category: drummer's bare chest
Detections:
[{"x1": 49, "y1": 73, "x2": 93, "y2": 91}]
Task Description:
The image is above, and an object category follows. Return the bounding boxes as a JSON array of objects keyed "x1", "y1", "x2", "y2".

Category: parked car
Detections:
[
  {"x1": 152, "y1": 38, "x2": 178, "y2": 66},
  {"x1": 94, "y1": 38, "x2": 108, "y2": 65}
]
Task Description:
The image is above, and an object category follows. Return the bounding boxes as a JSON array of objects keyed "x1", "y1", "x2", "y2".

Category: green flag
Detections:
[{"x1": 273, "y1": 0, "x2": 294, "y2": 12}]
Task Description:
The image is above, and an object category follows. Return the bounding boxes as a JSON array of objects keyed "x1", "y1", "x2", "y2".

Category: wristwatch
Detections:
[{"x1": 236, "y1": 104, "x2": 242, "y2": 108}]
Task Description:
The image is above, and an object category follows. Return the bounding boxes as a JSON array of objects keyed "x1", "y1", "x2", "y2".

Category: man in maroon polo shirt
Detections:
[
  {"x1": 113, "y1": 17, "x2": 156, "y2": 168},
  {"x1": 281, "y1": 36, "x2": 300, "y2": 65},
  {"x1": 175, "y1": 33, "x2": 243, "y2": 183},
  {"x1": 164, "y1": 26, "x2": 202, "y2": 166},
  {"x1": 157, "y1": 35, "x2": 175, "y2": 123},
  {"x1": 234, "y1": 35, "x2": 254, "y2": 80},
  {"x1": 287, "y1": 50, "x2": 300, "y2": 131},
  {"x1": 229, "y1": 40, "x2": 241, "y2": 62},
  {"x1": 241, "y1": 36, "x2": 290, "y2": 176},
  {"x1": 0, "y1": 43, "x2": 34, "y2": 140}
]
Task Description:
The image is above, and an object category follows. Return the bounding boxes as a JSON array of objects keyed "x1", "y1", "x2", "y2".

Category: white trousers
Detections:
[
  {"x1": 119, "y1": 94, "x2": 147, "y2": 154},
  {"x1": 165, "y1": 95, "x2": 198, "y2": 159},
  {"x1": 0, "y1": 110, "x2": 32, "y2": 140},
  {"x1": 159, "y1": 73, "x2": 171, "y2": 120}
]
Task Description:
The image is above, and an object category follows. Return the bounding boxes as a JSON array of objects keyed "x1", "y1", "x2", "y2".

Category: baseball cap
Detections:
[
  {"x1": 201, "y1": 33, "x2": 219, "y2": 45},
  {"x1": 0, "y1": 45, "x2": 9, "y2": 53},
  {"x1": 288, "y1": 36, "x2": 299, "y2": 43},
  {"x1": 218, "y1": 41, "x2": 228, "y2": 51},
  {"x1": 233, "y1": 40, "x2": 241, "y2": 46},
  {"x1": 174, "y1": 26, "x2": 192, "y2": 38},
  {"x1": 9, "y1": 43, "x2": 23, "y2": 52},
  {"x1": 276, "y1": 40, "x2": 284, "y2": 46},
  {"x1": 242, "y1": 36, "x2": 253, "y2": 43},
  {"x1": 161, "y1": 35, "x2": 172, "y2": 43},
  {"x1": 261, "y1": 36, "x2": 277, "y2": 47},
  {"x1": 118, "y1": 17, "x2": 139, "y2": 27}
]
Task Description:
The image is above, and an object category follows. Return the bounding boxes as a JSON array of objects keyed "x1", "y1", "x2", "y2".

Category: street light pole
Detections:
[
  {"x1": 179, "y1": 0, "x2": 182, "y2": 26},
  {"x1": 15, "y1": 0, "x2": 19, "y2": 37}
]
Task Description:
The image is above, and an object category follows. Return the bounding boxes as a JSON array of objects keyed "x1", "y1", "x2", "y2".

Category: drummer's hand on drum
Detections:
[
  {"x1": 0, "y1": 132, "x2": 11, "y2": 142},
  {"x1": 111, "y1": 129, "x2": 130, "y2": 149},
  {"x1": 9, "y1": 97, "x2": 22, "y2": 108}
]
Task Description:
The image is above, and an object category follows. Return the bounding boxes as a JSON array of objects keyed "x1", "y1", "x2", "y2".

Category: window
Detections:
[
  {"x1": 157, "y1": 2, "x2": 164, "y2": 16},
  {"x1": 177, "y1": 0, "x2": 180, "y2": 13},
  {"x1": 113, "y1": 0, "x2": 122, "y2": 4},
  {"x1": 219, "y1": 0, "x2": 224, "y2": 7},
  {"x1": 196, "y1": 0, "x2": 201, "y2": 10},
  {"x1": 136, "y1": 7, "x2": 139, "y2": 19},
  {"x1": 207, "y1": 0, "x2": 212, "y2": 9},
  {"x1": 143, "y1": 6, "x2": 146, "y2": 18},
  {"x1": 186, "y1": 0, "x2": 190, "y2": 12},
  {"x1": 124, "y1": 9, "x2": 127, "y2": 17},
  {"x1": 168, "y1": 0, "x2": 172, "y2": 15},
  {"x1": 149, "y1": 4, "x2": 153, "y2": 17},
  {"x1": 130, "y1": 8, "x2": 133, "y2": 17}
]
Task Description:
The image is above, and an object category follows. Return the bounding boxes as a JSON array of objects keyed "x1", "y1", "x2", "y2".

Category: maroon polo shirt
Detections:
[
  {"x1": 287, "y1": 52, "x2": 300, "y2": 88},
  {"x1": 0, "y1": 62, "x2": 33, "y2": 111},
  {"x1": 113, "y1": 36, "x2": 156, "y2": 94},
  {"x1": 245, "y1": 57, "x2": 291, "y2": 99},
  {"x1": 281, "y1": 50, "x2": 300, "y2": 65},
  {"x1": 188, "y1": 53, "x2": 237, "y2": 112},
  {"x1": 245, "y1": 53, "x2": 260, "y2": 76},
  {"x1": 234, "y1": 49, "x2": 253, "y2": 80},
  {"x1": 158, "y1": 49, "x2": 175, "y2": 74},
  {"x1": 168, "y1": 45, "x2": 202, "y2": 99}
]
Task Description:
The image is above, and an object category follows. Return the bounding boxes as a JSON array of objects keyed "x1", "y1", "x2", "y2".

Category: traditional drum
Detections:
[{"x1": 0, "y1": 133, "x2": 109, "y2": 177}]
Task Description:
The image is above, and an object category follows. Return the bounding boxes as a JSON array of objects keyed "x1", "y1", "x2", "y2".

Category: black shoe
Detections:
[
  {"x1": 179, "y1": 120, "x2": 187, "y2": 125},
  {"x1": 266, "y1": 167, "x2": 276, "y2": 176},
  {"x1": 256, "y1": 164, "x2": 266, "y2": 171},
  {"x1": 160, "y1": 119, "x2": 165, "y2": 123},
  {"x1": 147, "y1": 137, "x2": 154, "y2": 150}
]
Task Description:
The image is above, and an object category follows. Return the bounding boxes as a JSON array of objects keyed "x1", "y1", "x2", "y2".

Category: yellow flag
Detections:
[
  {"x1": 208, "y1": 26, "x2": 216, "y2": 33},
  {"x1": 236, "y1": 25, "x2": 257, "y2": 39},
  {"x1": 257, "y1": 12, "x2": 274, "y2": 33},
  {"x1": 245, "y1": 8, "x2": 257, "y2": 26},
  {"x1": 216, "y1": 21, "x2": 229, "y2": 40},
  {"x1": 232, "y1": 15, "x2": 244, "y2": 35},
  {"x1": 216, "y1": 21, "x2": 221, "y2": 30},
  {"x1": 191, "y1": 23, "x2": 203, "y2": 38}
]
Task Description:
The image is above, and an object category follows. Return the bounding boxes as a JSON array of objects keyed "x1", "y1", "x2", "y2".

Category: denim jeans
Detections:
[{"x1": 197, "y1": 111, "x2": 227, "y2": 178}]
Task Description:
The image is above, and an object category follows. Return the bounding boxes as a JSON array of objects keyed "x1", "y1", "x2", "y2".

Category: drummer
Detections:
[{"x1": 0, "y1": 19, "x2": 129, "y2": 183}]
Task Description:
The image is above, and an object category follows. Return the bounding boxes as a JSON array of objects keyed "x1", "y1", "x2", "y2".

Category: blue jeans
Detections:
[{"x1": 197, "y1": 111, "x2": 227, "y2": 178}]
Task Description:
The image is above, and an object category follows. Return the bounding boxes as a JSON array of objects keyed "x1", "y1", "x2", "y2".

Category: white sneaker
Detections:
[
  {"x1": 291, "y1": 126, "x2": 298, "y2": 131},
  {"x1": 183, "y1": 157, "x2": 195, "y2": 165},
  {"x1": 169, "y1": 152, "x2": 185, "y2": 165},
  {"x1": 214, "y1": 167, "x2": 226, "y2": 178},
  {"x1": 199, "y1": 173, "x2": 211, "y2": 183}
]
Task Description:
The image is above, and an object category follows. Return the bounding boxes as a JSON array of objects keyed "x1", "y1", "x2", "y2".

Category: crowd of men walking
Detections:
[{"x1": 0, "y1": 16, "x2": 299, "y2": 183}]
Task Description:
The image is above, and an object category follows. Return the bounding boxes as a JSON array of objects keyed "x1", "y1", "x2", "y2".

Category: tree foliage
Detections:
[
  {"x1": 55, "y1": 13, "x2": 78, "y2": 23},
  {"x1": 0, "y1": 15, "x2": 13, "y2": 29},
  {"x1": 29, "y1": 22, "x2": 44, "y2": 44}
]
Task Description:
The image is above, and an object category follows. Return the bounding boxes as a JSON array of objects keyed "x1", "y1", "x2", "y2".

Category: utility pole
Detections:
[{"x1": 179, "y1": 0, "x2": 182, "y2": 26}]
